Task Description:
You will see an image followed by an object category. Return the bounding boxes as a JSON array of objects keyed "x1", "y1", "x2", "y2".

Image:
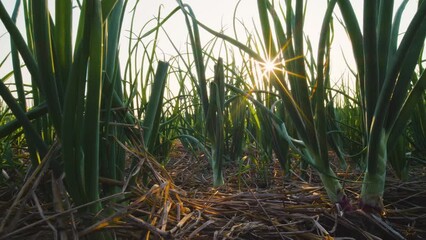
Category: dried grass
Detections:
[{"x1": 0, "y1": 140, "x2": 425, "y2": 239}]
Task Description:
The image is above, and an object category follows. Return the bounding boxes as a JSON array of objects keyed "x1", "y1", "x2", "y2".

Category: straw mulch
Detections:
[
  {"x1": 164, "y1": 144, "x2": 426, "y2": 240},
  {"x1": 0, "y1": 140, "x2": 425, "y2": 239}
]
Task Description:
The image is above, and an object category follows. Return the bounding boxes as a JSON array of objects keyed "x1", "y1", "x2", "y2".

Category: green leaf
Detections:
[{"x1": 142, "y1": 61, "x2": 169, "y2": 151}]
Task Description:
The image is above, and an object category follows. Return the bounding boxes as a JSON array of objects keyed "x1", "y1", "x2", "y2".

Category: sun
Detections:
[
  {"x1": 256, "y1": 56, "x2": 283, "y2": 80},
  {"x1": 264, "y1": 60, "x2": 276, "y2": 73}
]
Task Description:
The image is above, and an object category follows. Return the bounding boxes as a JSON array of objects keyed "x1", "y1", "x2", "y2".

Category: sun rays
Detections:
[
  {"x1": 254, "y1": 53, "x2": 306, "y2": 84},
  {"x1": 255, "y1": 54, "x2": 284, "y2": 82}
]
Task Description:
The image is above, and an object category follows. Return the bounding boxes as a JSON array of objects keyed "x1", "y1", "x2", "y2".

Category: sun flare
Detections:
[
  {"x1": 264, "y1": 60, "x2": 276, "y2": 73},
  {"x1": 256, "y1": 56, "x2": 283, "y2": 80}
]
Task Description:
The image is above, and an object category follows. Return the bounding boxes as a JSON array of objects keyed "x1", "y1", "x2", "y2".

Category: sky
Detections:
[
  {"x1": 0, "y1": 0, "x2": 420, "y2": 92},
  {"x1": 117, "y1": 0, "x2": 418, "y2": 87}
]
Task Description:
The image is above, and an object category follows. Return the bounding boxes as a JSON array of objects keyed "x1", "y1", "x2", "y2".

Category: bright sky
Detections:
[
  {"x1": 120, "y1": 1, "x2": 418, "y2": 84},
  {"x1": 0, "y1": 1, "x2": 420, "y2": 91}
]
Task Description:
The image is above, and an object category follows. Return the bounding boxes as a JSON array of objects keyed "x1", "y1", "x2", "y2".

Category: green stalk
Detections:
[
  {"x1": 31, "y1": 0, "x2": 63, "y2": 137},
  {"x1": 83, "y1": 0, "x2": 103, "y2": 213},
  {"x1": 0, "y1": 1, "x2": 49, "y2": 167},
  {"x1": 0, "y1": 2, "x2": 41, "y2": 89},
  {"x1": 0, "y1": 103, "x2": 48, "y2": 139},
  {"x1": 336, "y1": 0, "x2": 426, "y2": 211},
  {"x1": 54, "y1": 0, "x2": 72, "y2": 92},
  {"x1": 363, "y1": 2, "x2": 426, "y2": 210},
  {"x1": 177, "y1": 2, "x2": 228, "y2": 186},
  {"x1": 363, "y1": 0, "x2": 379, "y2": 130},
  {"x1": 100, "y1": 0, "x2": 125, "y2": 197},
  {"x1": 252, "y1": 1, "x2": 284, "y2": 170},
  {"x1": 10, "y1": 0, "x2": 26, "y2": 111},
  {"x1": 271, "y1": 101, "x2": 290, "y2": 173},
  {"x1": 206, "y1": 58, "x2": 226, "y2": 186},
  {"x1": 312, "y1": 0, "x2": 347, "y2": 203},
  {"x1": 0, "y1": 81, "x2": 48, "y2": 165},
  {"x1": 361, "y1": 129, "x2": 387, "y2": 211},
  {"x1": 101, "y1": 0, "x2": 119, "y2": 21},
  {"x1": 411, "y1": 92, "x2": 426, "y2": 156},
  {"x1": 261, "y1": 0, "x2": 345, "y2": 203},
  {"x1": 177, "y1": 1, "x2": 209, "y2": 118},
  {"x1": 188, "y1": 0, "x2": 345, "y2": 201},
  {"x1": 142, "y1": 62, "x2": 169, "y2": 151},
  {"x1": 62, "y1": 0, "x2": 92, "y2": 206},
  {"x1": 229, "y1": 95, "x2": 247, "y2": 162},
  {"x1": 377, "y1": 0, "x2": 394, "y2": 83}
]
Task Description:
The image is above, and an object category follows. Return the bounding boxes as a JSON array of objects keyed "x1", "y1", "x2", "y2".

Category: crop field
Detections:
[{"x1": 0, "y1": 0, "x2": 425, "y2": 239}]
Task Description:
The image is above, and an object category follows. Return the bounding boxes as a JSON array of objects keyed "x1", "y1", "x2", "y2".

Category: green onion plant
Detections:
[
  {"x1": 0, "y1": 1, "x2": 171, "y2": 238},
  {"x1": 337, "y1": 0, "x2": 426, "y2": 211}
]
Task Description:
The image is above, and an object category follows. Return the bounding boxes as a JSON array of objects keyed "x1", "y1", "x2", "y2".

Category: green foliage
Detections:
[
  {"x1": 142, "y1": 62, "x2": 169, "y2": 151},
  {"x1": 0, "y1": 2, "x2": 425, "y2": 236},
  {"x1": 337, "y1": 0, "x2": 426, "y2": 211},
  {"x1": 0, "y1": 1, "x2": 170, "y2": 238}
]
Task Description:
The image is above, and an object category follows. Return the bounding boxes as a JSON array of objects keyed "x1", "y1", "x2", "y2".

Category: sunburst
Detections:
[
  {"x1": 263, "y1": 60, "x2": 277, "y2": 73},
  {"x1": 256, "y1": 54, "x2": 284, "y2": 81}
]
